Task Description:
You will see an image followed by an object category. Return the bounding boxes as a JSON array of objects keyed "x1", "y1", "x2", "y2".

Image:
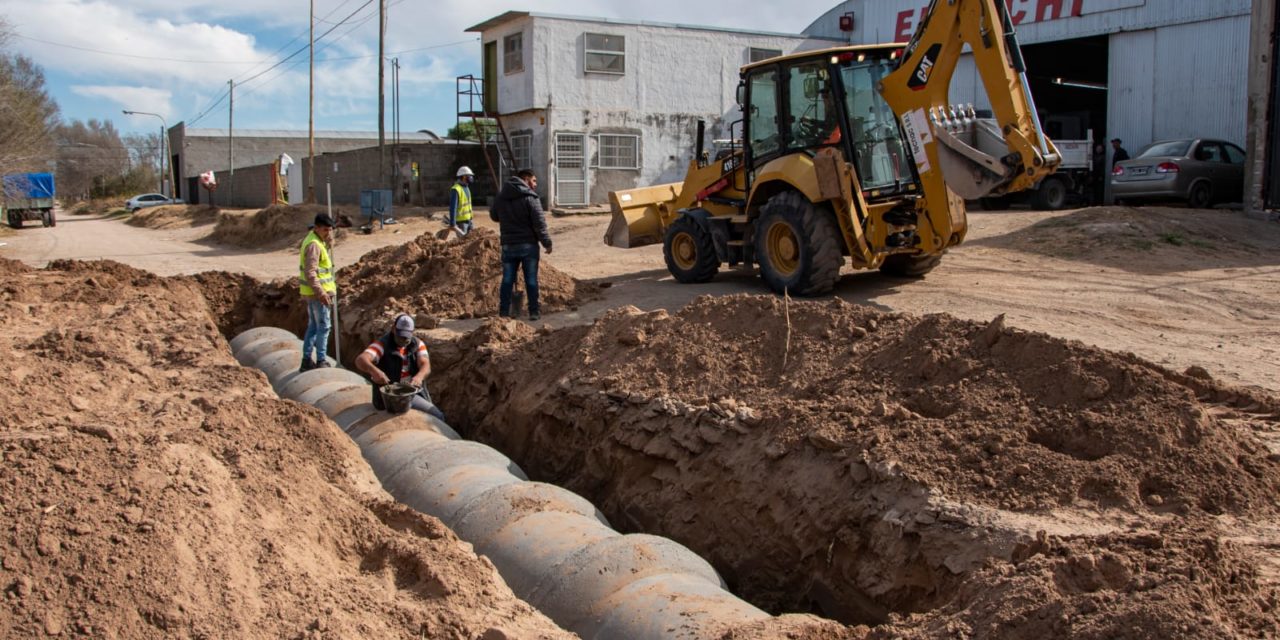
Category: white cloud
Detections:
[{"x1": 72, "y1": 84, "x2": 175, "y2": 121}]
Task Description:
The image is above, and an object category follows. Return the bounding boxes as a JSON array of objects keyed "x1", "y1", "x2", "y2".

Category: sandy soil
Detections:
[
  {"x1": 3, "y1": 202, "x2": 1275, "y2": 391},
  {"x1": 0, "y1": 257, "x2": 572, "y2": 639},
  {"x1": 430, "y1": 297, "x2": 1280, "y2": 638}
]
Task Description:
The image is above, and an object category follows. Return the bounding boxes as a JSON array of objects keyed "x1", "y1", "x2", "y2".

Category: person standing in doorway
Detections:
[
  {"x1": 491, "y1": 169, "x2": 553, "y2": 322},
  {"x1": 447, "y1": 166, "x2": 475, "y2": 235},
  {"x1": 1110, "y1": 138, "x2": 1130, "y2": 167},
  {"x1": 299, "y1": 213, "x2": 337, "y2": 371}
]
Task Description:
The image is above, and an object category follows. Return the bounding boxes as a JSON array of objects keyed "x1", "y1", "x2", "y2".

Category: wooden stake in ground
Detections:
[{"x1": 782, "y1": 287, "x2": 792, "y2": 372}]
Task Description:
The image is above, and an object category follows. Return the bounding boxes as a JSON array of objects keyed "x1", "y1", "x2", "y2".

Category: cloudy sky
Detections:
[{"x1": 0, "y1": 0, "x2": 841, "y2": 139}]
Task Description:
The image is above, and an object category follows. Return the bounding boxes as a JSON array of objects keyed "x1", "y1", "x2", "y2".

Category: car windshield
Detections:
[{"x1": 1138, "y1": 140, "x2": 1191, "y2": 159}]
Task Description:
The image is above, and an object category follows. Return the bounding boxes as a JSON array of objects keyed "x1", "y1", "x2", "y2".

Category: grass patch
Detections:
[{"x1": 1161, "y1": 233, "x2": 1186, "y2": 246}]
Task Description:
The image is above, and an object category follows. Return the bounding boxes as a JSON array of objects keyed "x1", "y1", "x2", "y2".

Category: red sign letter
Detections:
[
  {"x1": 1036, "y1": 0, "x2": 1065, "y2": 22},
  {"x1": 895, "y1": 10, "x2": 915, "y2": 42}
]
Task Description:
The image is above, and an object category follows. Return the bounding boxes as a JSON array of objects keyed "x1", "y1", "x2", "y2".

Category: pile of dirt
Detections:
[
  {"x1": 195, "y1": 229, "x2": 603, "y2": 365},
  {"x1": 0, "y1": 259, "x2": 574, "y2": 639},
  {"x1": 126, "y1": 204, "x2": 221, "y2": 229},
  {"x1": 977, "y1": 206, "x2": 1280, "y2": 269},
  {"x1": 431, "y1": 294, "x2": 1280, "y2": 637},
  {"x1": 65, "y1": 198, "x2": 126, "y2": 216},
  {"x1": 209, "y1": 204, "x2": 354, "y2": 250}
]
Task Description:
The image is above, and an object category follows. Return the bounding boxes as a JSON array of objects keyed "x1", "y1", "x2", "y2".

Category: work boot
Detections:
[
  {"x1": 315, "y1": 360, "x2": 333, "y2": 369},
  {"x1": 299, "y1": 357, "x2": 315, "y2": 372},
  {"x1": 528, "y1": 312, "x2": 541, "y2": 322}
]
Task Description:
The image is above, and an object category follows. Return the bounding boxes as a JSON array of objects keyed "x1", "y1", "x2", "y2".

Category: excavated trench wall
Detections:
[{"x1": 229, "y1": 326, "x2": 775, "y2": 640}]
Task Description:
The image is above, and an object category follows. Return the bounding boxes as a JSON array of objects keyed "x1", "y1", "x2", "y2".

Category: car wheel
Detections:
[{"x1": 1187, "y1": 182, "x2": 1212, "y2": 209}]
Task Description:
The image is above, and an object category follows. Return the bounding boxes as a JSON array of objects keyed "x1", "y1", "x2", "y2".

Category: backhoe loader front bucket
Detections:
[{"x1": 604, "y1": 182, "x2": 683, "y2": 248}]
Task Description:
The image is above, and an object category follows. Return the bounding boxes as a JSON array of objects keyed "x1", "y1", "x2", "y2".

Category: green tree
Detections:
[
  {"x1": 447, "y1": 119, "x2": 496, "y2": 141},
  {"x1": 0, "y1": 17, "x2": 60, "y2": 176}
]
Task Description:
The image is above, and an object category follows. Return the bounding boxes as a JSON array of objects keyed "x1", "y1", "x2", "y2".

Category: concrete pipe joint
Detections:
[{"x1": 231, "y1": 327, "x2": 770, "y2": 639}]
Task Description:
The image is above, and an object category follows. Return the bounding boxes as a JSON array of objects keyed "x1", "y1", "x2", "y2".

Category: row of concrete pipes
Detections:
[{"x1": 230, "y1": 326, "x2": 770, "y2": 639}]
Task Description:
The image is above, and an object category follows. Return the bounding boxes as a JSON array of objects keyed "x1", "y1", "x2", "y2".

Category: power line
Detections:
[{"x1": 12, "y1": 33, "x2": 267, "y2": 65}]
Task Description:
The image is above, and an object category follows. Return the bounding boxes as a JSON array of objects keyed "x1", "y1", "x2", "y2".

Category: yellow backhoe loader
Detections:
[{"x1": 605, "y1": 0, "x2": 1061, "y2": 295}]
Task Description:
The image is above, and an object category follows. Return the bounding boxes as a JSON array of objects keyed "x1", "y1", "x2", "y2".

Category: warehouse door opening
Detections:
[{"x1": 1022, "y1": 35, "x2": 1110, "y2": 145}]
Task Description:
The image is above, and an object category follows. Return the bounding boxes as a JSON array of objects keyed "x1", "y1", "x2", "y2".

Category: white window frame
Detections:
[
  {"x1": 510, "y1": 133, "x2": 532, "y2": 171},
  {"x1": 749, "y1": 47, "x2": 782, "y2": 63},
  {"x1": 503, "y1": 32, "x2": 523, "y2": 74},
  {"x1": 595, "y1": 133, "x2": 640, "y2": 170},
  {"x1": 584, "y1": 33, "x2": 625, "y2": 75}
]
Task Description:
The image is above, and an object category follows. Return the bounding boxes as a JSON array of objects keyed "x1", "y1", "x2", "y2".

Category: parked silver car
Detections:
[
  {"x1": 125, "y1": 193, "x2": 182, "y2": 212},
  {"x1": 1110, "y1": 138, "x2": 1245, "y2": 207}
]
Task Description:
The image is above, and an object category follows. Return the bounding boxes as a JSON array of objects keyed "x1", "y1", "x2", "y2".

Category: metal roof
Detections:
[{"x1": 466, "y1": 10, "x2": 843, "y2": 41}]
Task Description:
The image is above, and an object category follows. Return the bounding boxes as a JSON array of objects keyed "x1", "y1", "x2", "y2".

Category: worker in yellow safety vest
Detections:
[
  {"x1": 447, "y1": 166, "x2": 475, "y2": 235},
  {"x1": 299, "y1": 213, "x2": 337, "y2": 371}
]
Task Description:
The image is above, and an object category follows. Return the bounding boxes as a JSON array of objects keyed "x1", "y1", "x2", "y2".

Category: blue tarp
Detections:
[{"x1": 2, "y1": 173, "x2": 56, "y2": 199}]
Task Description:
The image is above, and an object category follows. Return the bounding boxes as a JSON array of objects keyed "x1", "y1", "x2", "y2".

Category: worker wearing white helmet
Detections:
[{"x1": 448, "y1": 166, "x2": 475, "y2": 235}]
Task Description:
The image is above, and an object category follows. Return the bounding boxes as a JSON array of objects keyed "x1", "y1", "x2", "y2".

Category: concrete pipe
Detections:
[{"x1": 231, "y1": 328, "x2": 770, "y2": 639}]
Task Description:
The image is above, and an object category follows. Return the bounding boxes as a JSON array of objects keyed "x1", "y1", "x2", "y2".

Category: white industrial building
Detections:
[
  {"x1": 467, "y1": 3, "x2": 1266, "y2": 208},
  {"x1": 464, "y1": 12, "x2": 838, "y2": 207},
  {"x1": 805, "y1": 0, "x2": 1255, "y2": 171}
]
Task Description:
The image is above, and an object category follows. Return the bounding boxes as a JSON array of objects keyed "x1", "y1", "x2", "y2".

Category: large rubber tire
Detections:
[
  {"x1": 754, "y1": 191, "x2": 843, "y2": 296},
  {"x1": 46, "y1": 210, "x2": 55, "y2": 227},
  {"x1": 1031, "y1": 176, "x2": 1068, "y2": 210},
  {"x1": 6, "y1": 211, "x2": 20, "y2": 229},
  {"x1": 1187, "y1": 181, "x2": 1212, "y2": 209},
  {"x1": 879, "y1": 252, "x2": 943, "y2": 278},
  {"x1": 978, "y1": 196, "x2": 1012, "y2": 211},
  {"x1": 663, "y1": 215, "x2": 720, "y2": 284}
]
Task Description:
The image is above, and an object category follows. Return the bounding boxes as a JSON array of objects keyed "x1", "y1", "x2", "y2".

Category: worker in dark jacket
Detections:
[{"x1": 490, "y1": 169, "x2": 553, "y2": 321}]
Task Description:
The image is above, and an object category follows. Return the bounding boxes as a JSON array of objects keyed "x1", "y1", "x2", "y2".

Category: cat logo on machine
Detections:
[{"x1": 907, "y1": 43, "x2": 942, "y2": 91}]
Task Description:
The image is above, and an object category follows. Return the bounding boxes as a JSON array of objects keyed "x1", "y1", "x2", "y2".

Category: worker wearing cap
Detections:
[
  {"x1": 299, "y1": 213, "x2": 337, "y2": 371},
  {"x1": 1110, "y1": 138, "x2": 1130, "y2": 167},
  {"x1": 448, "y1": 166, "x2": 475, "y2": 235},
  {"x1": 355, "y1": 313, "x2": 445, "y2": 420}
]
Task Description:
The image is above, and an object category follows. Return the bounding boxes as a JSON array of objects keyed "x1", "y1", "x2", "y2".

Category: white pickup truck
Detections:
[{"x1": 977, "y1": 129, "x2": 1095, "y2": 211}]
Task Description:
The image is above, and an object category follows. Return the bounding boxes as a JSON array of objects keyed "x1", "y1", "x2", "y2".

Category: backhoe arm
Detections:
[{"x1": 880, "y1": 0, "x2": 1060, "y2": 211}]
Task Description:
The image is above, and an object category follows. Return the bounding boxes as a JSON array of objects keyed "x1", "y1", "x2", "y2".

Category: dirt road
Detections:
[{"x1": 3, "y1": 204, "x2": 1277, "y2": 392}]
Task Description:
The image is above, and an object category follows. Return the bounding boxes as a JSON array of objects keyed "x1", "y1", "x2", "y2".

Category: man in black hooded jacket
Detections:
[{"x1": 490, "y1": 169, "x2": 553, "y2": 321}]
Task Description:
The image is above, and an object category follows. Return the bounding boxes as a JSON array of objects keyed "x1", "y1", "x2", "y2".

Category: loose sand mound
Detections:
[
  {"x1": 210, "y1": 204, "x2": 354, "y2": 249},
  {"x1": 976, "y1": 206, "x2": 1280, "y2": 271},
  {"x1": 0, "y1": 259, "x2": 573, "y2": 639},
  {"x1": 66, "y1": 198, "x2": 126, "y2": 216},
  {"x1": 431, "y1": 294, "x2": 1280, "y2": 636},
  {"x1": 126, "y1": 204, "x2": 220, "y2": 229},
  {"x1": 194, "y1": 229, "x2": 603, "y2": 366}
]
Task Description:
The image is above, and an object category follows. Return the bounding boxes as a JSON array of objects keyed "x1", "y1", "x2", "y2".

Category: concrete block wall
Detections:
[{"x1": 195, "y1": 143, "x2": 491, "y2": 208}]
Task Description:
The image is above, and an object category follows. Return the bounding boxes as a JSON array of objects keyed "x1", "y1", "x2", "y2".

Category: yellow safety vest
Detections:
[
  {"x1": 298, "y1": 231, "x2": 337, "y2": 296},
  {"x1": 451, "y1": 183, "x2": 473, "y2": 222}
]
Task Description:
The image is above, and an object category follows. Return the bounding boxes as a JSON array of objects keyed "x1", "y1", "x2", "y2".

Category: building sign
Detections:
[{"x1": 894, "y1": 0, "x2": 1086, "y2": 41}]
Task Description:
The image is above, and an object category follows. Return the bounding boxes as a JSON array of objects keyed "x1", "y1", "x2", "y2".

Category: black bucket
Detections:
[{"x1": 380, "y1": 382, "x2": 418, "y2": 414}]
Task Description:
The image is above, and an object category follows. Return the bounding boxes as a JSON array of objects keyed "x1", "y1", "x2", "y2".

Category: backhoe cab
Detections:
[{"x1": 605, "y1": 0, "x2": 1060, "y2": 295}]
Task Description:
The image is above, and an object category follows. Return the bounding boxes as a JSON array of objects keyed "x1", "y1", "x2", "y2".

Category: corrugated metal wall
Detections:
[{"x1": 1109, "y1": 15, "x2": 1250, "y2": 151}]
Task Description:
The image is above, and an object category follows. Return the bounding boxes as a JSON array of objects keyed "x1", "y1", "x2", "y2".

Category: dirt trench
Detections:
[{"x1": 428, "y1": 295, "x2": 1280, "y2": 638}]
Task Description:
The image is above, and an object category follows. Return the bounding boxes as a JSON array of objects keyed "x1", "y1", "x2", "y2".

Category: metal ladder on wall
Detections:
[{"x1": 456, "y1": 74, "x2": 517, "y2": 191}]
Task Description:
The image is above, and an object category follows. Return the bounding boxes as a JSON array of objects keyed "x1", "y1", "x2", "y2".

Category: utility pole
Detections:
[
  {"x1": 307, "y1": 0, "x2": 316, "y2": 203},
  {"x1": 392, "y1": 57, "x2": 400, "y2": 199},
  {"x1": 228, "y1": 79, "x2": 235, "y2": 204},
  {"x1": 378, "y1": 0, "x2": 387, "y2": 189}
]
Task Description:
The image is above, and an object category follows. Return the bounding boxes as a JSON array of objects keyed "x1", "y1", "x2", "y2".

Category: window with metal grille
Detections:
[
  {"x1": 749, "y1": 47, "x2": 782, "y2": 63},
  {"x1": 584, "y1": 33, "x2": 625, "y2": 74},
  {"x1": 597, "y1": 134, "x2": 639, "y2": 169},
  {"x1": 504, "y1": 32, "x2": 523, "y2": 73},
  {"x1": 510, "y1": 133, "x2": 532, "y2": 171}
]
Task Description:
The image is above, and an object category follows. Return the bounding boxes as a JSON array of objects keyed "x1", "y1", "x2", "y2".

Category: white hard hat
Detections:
[{"x1": 456, "y1": 166, "x2": 474, "y2": 178}]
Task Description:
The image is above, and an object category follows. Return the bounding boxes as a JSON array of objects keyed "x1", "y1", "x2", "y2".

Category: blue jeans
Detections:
[
  {"x1": 302, "y1": 298, "x2": 331, "y2": 363},
  {"x1": 500, "y1": 243, "x2": 540, "y2": 317}
]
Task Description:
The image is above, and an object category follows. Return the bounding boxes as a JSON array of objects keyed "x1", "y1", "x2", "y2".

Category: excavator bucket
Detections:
[
  {"x1": 604, "y1": 182, "x2": 683, "y2": 248},
  {"x1": 930, "y1": 112, "x2": 1019, "y2": 200}
]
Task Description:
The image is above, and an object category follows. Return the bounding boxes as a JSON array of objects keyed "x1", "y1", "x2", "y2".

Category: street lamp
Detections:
[{"x1": 122, "y1": 110, "x2": 168, "y2": 197}]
